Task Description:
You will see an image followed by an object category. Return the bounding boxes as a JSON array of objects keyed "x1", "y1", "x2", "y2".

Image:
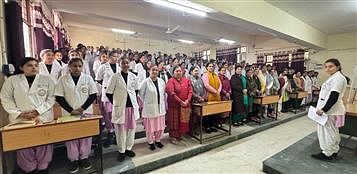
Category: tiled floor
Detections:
[{"x1": 149, "y1": 116, "x2": 316, "y2": 174}]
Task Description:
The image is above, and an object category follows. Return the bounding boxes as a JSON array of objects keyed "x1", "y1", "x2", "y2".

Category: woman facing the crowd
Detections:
[
  {"x1": 312, "y1": 58, "x2": 347, "y2": 161},
  {"x1": 165, "y1": 66, "x2": 192, "y2": 144}
]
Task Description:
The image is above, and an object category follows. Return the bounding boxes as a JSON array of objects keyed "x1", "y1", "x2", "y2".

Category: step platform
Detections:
[{"x1": 263, "y1": 133, "x2": 357, "y2": 174}]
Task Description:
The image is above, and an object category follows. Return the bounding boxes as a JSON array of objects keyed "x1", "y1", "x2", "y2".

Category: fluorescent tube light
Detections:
[
  {"x1": 111, "y1": 28, "x2": 136, "y2": 35},
  {"x1": 219, "y1": 38, "x2": 236, "y2": 44},
  {"x1": 168, "y1": 0, "x2": 215, "y2": 13},
  {"x1": 144, "y1": 0, "x2": 207, "y2": 17},
  {"x1": 178, "y1": 39, "x2": 194, "y2": 44}
]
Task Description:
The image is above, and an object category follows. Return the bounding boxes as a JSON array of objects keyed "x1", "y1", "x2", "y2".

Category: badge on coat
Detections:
[
  {"x1": 81, "y1": 86, "x2": 89, "y2": 93},
  {"x1": 37, "y1": 88, "x2": 47, "y2": 96}
]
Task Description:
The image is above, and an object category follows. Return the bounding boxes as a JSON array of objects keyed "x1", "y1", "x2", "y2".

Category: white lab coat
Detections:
[
  {"x1": 106, "y1": 71, "x2": 140, "y2": 124},
  {"x1": 129, "y1": 61, "x2": 136, "y2": 71},
  {"x1": 139, "y1": 78, "x2": 166, "y2": 118},
  {"x1": 61, "y1": 60, "x2": 91, "y2": 76},
  {"x1": 134, "y1": 63, "x2": 146, "y2": 88},
  {"x1": 95, "y1": 63, "x2": 121, "y2": 102},
  {"x1": 55, "y1": 60, "x2": 67, "y2": 68},
  {"x1": 55, "y1": 73, "x2": 97, "y2": 115},
  {"x1": 0, "y1": 74, "x2": 55, "y2": 123},
  {"x1": 92, "y1": 59, "x2": 102, "y2": 76},
  {"x1": 316, "y1": 71, "x2": 347, "y2": 115},
  {"x1": 316, "y1": 71, "x2": 346, "y2": 156},
  {"x1": 39, "y1": 62, "x2": 62, "y2": 83}
]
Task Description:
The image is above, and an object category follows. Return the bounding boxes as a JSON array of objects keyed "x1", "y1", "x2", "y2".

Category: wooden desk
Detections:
[
  {"x1": 289, "y1": 91, "x2": 308, "y2": 99},
  {"x1": 0, "y1": 115, "x2": 103, "y2": 174},
  {"x1": 289, "y1": 91, "x2": 308, "y2": 113},
  {"x1": 191, "y1": 101, "x2": 232, "y2": 144},
  {"x1": 253, "y1": 95, "x2": 280, "y2": 124}
]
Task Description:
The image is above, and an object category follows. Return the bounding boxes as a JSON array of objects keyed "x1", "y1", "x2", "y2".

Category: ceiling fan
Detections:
[
  {"x1": 165, "y1": 12, "x2": 180, "y2": 36},
  {"x1": 252, "y1": 35, "x2": 264, "y2": 50}
]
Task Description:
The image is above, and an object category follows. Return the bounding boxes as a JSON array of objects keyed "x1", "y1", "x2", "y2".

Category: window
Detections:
[
  {"x1": 22, "y1": 0, "x2": 33, "y2": 57},
  {"x1": 202, "y1": 50, "x2": 210, "y2": 60},
  {"x1": 23, "y1": 23, "x2": 33, "y2": 57}
]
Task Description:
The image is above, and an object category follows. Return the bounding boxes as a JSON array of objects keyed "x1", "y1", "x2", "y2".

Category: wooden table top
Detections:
[
  {"x1": 192, "y1": 100, "x2": 232, "y2": 106},
  {"x1": 345, "y1": 103, "x2": 357, "y2": 117},
  {"x1": 0, "y1": 115, "x2": 102, "y2": 131}
]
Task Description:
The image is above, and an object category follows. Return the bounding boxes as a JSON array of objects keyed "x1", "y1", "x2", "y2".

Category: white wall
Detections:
[
  {"x1": 245, "y1": 37, "x2": 301, "y2": 64},
  {"x1": 310, "y1": 31, "x2": 357, "y2": 83},
  {"x1": 68, "y1": 26, "x2": 204, "y2": 55}
]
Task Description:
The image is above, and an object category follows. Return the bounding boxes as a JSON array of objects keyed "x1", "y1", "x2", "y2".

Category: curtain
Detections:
[
  {"x1": 5, "y1": 1, "x2": 25, "y2": 74},
  {"x1": 34, "y1": 27, "x2": 54, "y2": 59},
  {"x1": 256, "y1": 54, "x2": 265, "y2": 66},
  {"x1": 32, "y1": 1, "x2": 55, "y2": 58},
  {"x1": 273, "y1": 52, "x2": 289, "y2": 73},
  {"x1": 291, "y1": 52, "x2": 305, "y2": 73},
  {"x1": 216, "y1": 47, "x2": 237, "y2": 64},
  {"x1": 53, "y1": 10, "x2": 69, "y2": 49}
]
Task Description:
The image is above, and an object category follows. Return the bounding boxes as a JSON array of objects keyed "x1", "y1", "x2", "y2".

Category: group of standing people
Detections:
[{"x1": 0, "y1": 43, "x2": 332, "y2": 174}]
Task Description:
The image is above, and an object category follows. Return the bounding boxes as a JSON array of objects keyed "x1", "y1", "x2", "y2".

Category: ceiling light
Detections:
[
  {"x1": 144, "y1": 0, "x2": 207, "y2": 17},
  {"x1": 168, "y1": 0, "x2": 215, "y2": 13},
  {"x1": 178, "y1": 39, "x2": 194, "y2": 44},
  {"x1": 111, "y1": 28, "x2": 136, "y2": 35},
  {"x1": 219, "y1": 38, "x2": 236, "y2": 44}
]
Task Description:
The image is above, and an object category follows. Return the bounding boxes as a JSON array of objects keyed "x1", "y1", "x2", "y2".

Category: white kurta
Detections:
[
  {"x1": 106, "y1": 71, "x2": 140, "y2": 124},
  {"x1": 55, "y1": 73, "x2": 97, "y2": 115},
  {"x1": 39, "y1": 62, "x2": 62, "y2": 83},
  {"x1": 134, "y1": 63, "x2": 146, "y2": 88},
  {"x1": 0, "y1": 74, "x2": 55, "y2": 123},
  {"x1": 95, "y1": 63, "x2": 121, "y2": 102},
  {"x1": 316, "y1": 71, "x2": 347, "y2": 156},
  {"x1": 139, "y1": 78, "x2": 166, "y2": 118}
]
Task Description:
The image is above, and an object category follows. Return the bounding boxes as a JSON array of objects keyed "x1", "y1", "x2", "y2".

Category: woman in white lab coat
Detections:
[
  {"x1": 54, "y1": 50, "x2": 66, "y2": 67},
  {"x1": 134, "y1": 54, "x2": 147, "y2": 88},
  {"x1": 95, "y1": 51, "x2": 120, "y2": 147},
  {"x1": 38, "y1": 49, "x2": 62, "y2": 83},
  {"x1": 106, "y1": 57, "x2": 139, "y2": 162},
  {"x1": 302, "y1": 71, "x2": 313, "y2": 105},
  {"x1": 92, "y1": 51, "x2": 109, "y2": 122},
  {"x1": 139, "y1": 65, "x2": 166, "y2": 151},
  {"x1": 61, "y1": 50, "x2": 91, "y2": 76},
  {"x1": 0, "y1": 57, "x2": 55, "y2": 173},
  {"x1": 93, "y1": 51, "x2": 109, "y2": 76},
  {"x1": 55, "y1": 58, "x2": 97, "y2": 173},
  {"x1": 312, "y1": 58, "x2": 347, "y2": 161}
]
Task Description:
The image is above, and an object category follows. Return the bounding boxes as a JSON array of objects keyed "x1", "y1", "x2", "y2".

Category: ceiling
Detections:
[
  {"x1": 266, "y1": 0, "x2": 357, "y2": 34},
  {"x1": 45, "y1": 0, "x2": 276, "y2": 47}
]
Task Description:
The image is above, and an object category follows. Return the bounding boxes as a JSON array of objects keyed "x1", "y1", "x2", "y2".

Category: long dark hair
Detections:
[
  {"x1": 325, "y1": 58, "x2": 349, "y2": 82},
  {"x1": 325, "y1": 58, "x2": 342, "y2": 71},
  {"x1": 18, "y1": 57, "x2": 39, "y2": 74}
]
